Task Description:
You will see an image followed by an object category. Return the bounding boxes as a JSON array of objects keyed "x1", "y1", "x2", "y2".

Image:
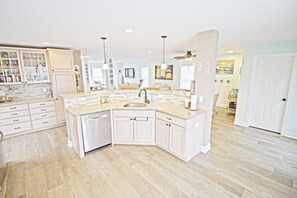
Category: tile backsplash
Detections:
[
  {"x1": 0, "y1": 82, "x2": 53, "y2": 100},
  {"x1": 63, "y1": 90, "x2": 190, "y2": 108}
]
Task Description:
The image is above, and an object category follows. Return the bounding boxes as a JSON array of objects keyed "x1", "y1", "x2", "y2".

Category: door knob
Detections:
[{"x1": 282, "y1": 98, "x2": 287, "y2": 101}]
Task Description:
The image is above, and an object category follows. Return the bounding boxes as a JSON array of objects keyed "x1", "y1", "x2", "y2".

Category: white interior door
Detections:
[{"x1": 250, "y1": 55, "x2": 294, "y2": 132}]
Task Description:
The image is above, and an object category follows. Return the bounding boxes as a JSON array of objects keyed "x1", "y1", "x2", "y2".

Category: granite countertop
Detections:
[
  {"x1": 66, "y1": 102, "x2": 204, "y2": 120},
  {"x1": 0, "y1": 97, "x2": 56, "y2": 106}
]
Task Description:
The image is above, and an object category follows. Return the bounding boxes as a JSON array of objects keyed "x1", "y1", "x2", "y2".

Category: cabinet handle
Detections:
[
  {"x1": 14, "y1": 127, "x2": 20, "y2": 130},
  {"x1": 169, "y1": 124, "x2": 171, "y2": 127},
  {"x1": 134, "y1": 117, "x2": 136, "y2": 121},
  {"x1": 10, "y1": 107, "x2": 17, "y2": 110},
  {"x1": 12, "y1": 113, "x2": 18, "y2": 116},
  {"x1": 43, "y1": 122, "x2": 48, "y2": 124},
  {"x1": 166, "y1": 123, "x2": 168, "y2": 126},
  {"x1": 166, "y1": 117, "x2": 172, "y2": 120},
  {"x1": 41, "y1": 114, "x2": 47, "y2": 117},
  {"x1": 41, "y1": 109, "x2": 46, "y2": 112},
  {"x1": 13, "y1": 119, "x2": 19, "y2": 122},
  {"x1": 40, "y1": 103, "x2": 45, "y2": 106},
  {"x1": 130, "y1": 118, "x2": 133, "y2": 121}
]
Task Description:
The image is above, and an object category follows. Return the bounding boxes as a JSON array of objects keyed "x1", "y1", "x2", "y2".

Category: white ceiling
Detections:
[{"x1": 0, "y1": 0, "x2": 296, "y2": 61}]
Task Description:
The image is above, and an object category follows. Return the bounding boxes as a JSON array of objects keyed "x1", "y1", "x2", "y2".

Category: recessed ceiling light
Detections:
[
  {"x1": 124, "y1": 28, "x2": 134, "y2": 33},
  {"x1": 42, "y1": 41, "x2": 50, "y2": 45},
  {"x1": 228, "y1": 50, "x2": 234, "y2": 54},
  {"x1": 148, "y1": 51, "x2": 152, "y2": 54}
]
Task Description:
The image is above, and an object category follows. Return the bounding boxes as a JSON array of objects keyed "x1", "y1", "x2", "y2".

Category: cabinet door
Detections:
[
  {"x1": 0, "y1": 49, "x2": 23, "y2": 84},
  {"x1": 113, "y1": 117, "x2": 134, "y2": 143},
  {"x1": 55, "y1": 98, "x2": 66, "y2": 123},
  {"x1": 155, "y1": 119, "x2": 169, "y2": 150},
  {"x1": 169, "y1": 124, "x2": 185, "y2": 158},
  {"x1": 52, "y1": 72, "x2": 76, "y2": 97},
  {"x1": 48, "y1": 50, "x2": 74, "y2": 71},
  {"x1": 20, "y1": 51, "x2": 49, "y2": 83},
  {"x1": 134, "y1": 117, "x2": 154, "y2": 143}
]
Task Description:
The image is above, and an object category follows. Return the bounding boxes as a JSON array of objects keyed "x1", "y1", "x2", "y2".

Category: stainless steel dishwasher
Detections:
[{"x1": 81, "y1": 110, "x2": 112, "y2": 153}]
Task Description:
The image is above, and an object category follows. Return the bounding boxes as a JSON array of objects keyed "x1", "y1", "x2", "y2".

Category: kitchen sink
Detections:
[{"x1": 123, "y1": 103, "x2": 147, "y2": 107}]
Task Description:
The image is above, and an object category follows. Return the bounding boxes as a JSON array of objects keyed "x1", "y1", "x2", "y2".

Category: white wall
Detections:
[
  {"x1": 215, "y1": 53, "x2": 242, "y2": 107},
  {"x1": 235, "y1": 40, "x2": 297, "y2": 128}
]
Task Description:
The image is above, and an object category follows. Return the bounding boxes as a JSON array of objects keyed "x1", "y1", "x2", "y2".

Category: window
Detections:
[
  {"x1": 180, "y1": 66, "x2": 195, "y2": 90},
  {"x1": 141, "y1": 67, "x2": 149, "y2": 87},
  {"x1": 89, "y1": 62, "x2": 106, "y2": 87}
]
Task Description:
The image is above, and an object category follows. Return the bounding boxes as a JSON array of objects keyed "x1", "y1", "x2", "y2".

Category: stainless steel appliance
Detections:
[{"x1": 81, "y1": 111, "x2": 112, "y2": 153}]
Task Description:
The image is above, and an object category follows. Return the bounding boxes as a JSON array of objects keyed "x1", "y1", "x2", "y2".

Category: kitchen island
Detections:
[{"x1": 65, "y1": 100, "x2": 205, "y2": 162}]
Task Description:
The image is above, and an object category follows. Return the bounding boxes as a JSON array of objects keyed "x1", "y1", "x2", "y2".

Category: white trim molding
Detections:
[{"x1": 201, "y1": 143, "x2": 211, "y2": 153}]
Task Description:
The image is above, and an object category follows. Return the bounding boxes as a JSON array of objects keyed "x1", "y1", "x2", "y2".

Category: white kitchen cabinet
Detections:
[
  {"x1": 156, "y1": 111, "x2": 204, "y2": 161},
  {"x1": 169, "y1": 124, "x2": 185, "y2": 158},
  {"x1": 113, "y1": 117, "x2": 134, "y2": 143},
  {"x1": 134, "y1": 117, "x2": 154, "y2": 143},
  {"x1": 155, "y1": 119, "x2": 169, "y2": 149},
  {"x1": 47, "y1": 49, "x2": 77, "y2": 123},
  {"x1": 156, "y1": 118, "x2": 185, "y2": 158},
  {"x1": 47, "y1": 49, "x2": 74, "y2": 71},
  {"x1": 0, "y1": 104, "x2": 31, "y2": 136},
  {"x1": 20, "y1": 50, "x2": 49, "y2": 83},
  {"x1": 29, "y1": 100, "x2": 57, "y2": 130},
  {"x1": 0, "y1": 48, "x2": 23, "y2": 84},
  {"x1": 113, "y1": 110, "x2": 155, "y2": 145}
]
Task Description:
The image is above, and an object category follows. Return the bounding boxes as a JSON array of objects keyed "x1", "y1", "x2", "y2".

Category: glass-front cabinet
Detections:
[
  {"x1": 0, "y1": 50, "x2": 22, "y2": 84},
  {"x1": 20, "y1": 51, "x2": 49, "y2": 82}
]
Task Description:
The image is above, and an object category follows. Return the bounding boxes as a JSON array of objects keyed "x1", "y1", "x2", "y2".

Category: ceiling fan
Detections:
[{"x1": 174, "y1": 51, "x2": 196, "y2": 61}]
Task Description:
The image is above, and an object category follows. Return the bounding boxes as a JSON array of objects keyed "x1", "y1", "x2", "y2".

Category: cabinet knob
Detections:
[{"x1": 282, "y1": 98, "x2": 286, "y2": 101}]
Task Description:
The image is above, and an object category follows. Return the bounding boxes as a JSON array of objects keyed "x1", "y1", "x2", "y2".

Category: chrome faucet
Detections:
[{"x1": 138, "y1": 89, "x2": 150, "y2": 104}]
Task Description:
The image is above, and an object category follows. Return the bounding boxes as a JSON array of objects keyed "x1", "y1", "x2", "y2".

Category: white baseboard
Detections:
[
  {"x1": 201, "y1": 143, "x2": 211, "y2": 153},
  {"x1": 234, "y1": 120, "x2": 249, "y2": 127},
  {"x1": 67, "y1": 139, "x2": 73, "y2": 148},
  {"x1": 281, "y1": 132, "x2": 297, "y2": 140}
]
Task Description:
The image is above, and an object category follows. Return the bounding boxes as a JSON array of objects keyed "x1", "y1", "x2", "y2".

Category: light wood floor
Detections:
[{"x1": 1, "y1": 109, "x2": 297, "y2": 198}]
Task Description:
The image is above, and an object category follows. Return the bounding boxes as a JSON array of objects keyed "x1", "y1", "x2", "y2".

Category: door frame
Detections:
[{"x1": 247, "y1": 53, "x2": 297, "y2": 133}]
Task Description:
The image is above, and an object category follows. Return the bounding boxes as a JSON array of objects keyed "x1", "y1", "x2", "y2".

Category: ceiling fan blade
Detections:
[{"x1": 174, "y1": 56, "x2": 186, "y2": 59}]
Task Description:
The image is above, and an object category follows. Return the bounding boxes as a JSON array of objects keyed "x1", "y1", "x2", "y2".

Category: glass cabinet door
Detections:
[
  {"x1": 21, "y1": 51, "x2": 49, "y2": 82},
  {"x1": 0, "y1": 50, "x2": 22, "y2": 84}
]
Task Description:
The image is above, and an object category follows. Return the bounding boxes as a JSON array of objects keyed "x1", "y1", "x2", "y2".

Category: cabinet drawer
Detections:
[
  {"x1": 113, "y1": 110, "x2": 155, "y2": 118},
  {"x1": 0, "y1": 115, "x2": 30, "y2": 126},
  {"x1": 31, "y1": 111, "x2": 56, "y2": 120},
  {"x1": 0, "y1": 110, "x2": 29, "y2": 120},
  {"x1": 29, "y1": 100, "x2": 55, "y2": 109},
  {"x1": 1, "y1": 121, "x2": 32, "y2": 135},
  {"x1": 30, "y1": 106, "x2": 56, "y2": 114},
  {"x1": 0, "y1": 104, "x2": 28, "y2": 113},
  {"x1": 32, "y1": 117, "x2": 57, "y2": 129},
  {"x1": 156, "y1": 111, "x2": 186, "y2": 128}
]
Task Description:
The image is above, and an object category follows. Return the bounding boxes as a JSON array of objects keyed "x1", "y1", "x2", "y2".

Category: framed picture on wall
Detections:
[
  {"x1": 125, "y1": 68, "x2": 135, "y2": 78},
  {"x1": 155, "y1": 65, "x2": 173, "y2": 80},
  {"x1": 216, "y1": 60, "x2": 235, "y2": 75}
]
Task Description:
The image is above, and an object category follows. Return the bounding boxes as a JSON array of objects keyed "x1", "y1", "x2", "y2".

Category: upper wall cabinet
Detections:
[
  {"x1": 20, "y1": 50, "x2": 49, "y2": 83},
  {"x1": 0, "y1": 49, "x2": 23, "y2": 84},
  {"x1": 47, "y1": 49, "x2": 74, "y2": 71}
]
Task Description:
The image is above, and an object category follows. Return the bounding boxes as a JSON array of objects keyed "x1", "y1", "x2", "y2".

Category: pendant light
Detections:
[
  {"x1": 101, "y1": 37, "x2": 108, "y2": 70},
  {"x1": 161, "y1": 35, "x2": 167, "y2": 70}
]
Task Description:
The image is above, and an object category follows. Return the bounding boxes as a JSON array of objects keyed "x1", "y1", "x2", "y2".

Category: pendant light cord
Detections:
[
  {"x1": 101, "y1": 37, "x2": 107, "y2": 64},
  {"x1": 162, "y1": 35, "x2": 167, "y2": 64}
]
